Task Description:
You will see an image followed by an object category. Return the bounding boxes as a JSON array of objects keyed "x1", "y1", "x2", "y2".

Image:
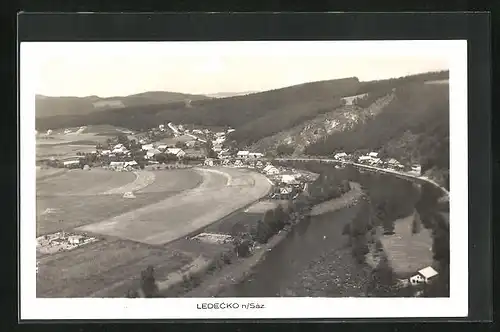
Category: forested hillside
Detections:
[
  {"x1": 306, "y1": 81, "x2": 449, "y2": 177},
  {"x1": 36, "y1": 71, "x2": 449, "y2": 168},
  {"x1": 36, "y1": 77, "x2": 361, "y2": 137},
  {"x1": 35, "y1": 91, "x2": 208, "y2": 118}
]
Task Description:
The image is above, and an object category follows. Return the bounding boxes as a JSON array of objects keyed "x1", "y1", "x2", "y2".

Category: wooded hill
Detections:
[
  {"x1": 36, "y1": 71, "x2": 449, "y2": 157},
  {"x1": 35, "y1": 91, "x2": 208, "y2": 118},
  {"x1": 306, "y1": 80, "x2": 449, "y2": 176}
]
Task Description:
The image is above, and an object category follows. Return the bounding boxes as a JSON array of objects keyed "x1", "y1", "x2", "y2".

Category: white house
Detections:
[
  {"x1": 411, "y1": 164, "x2": 422, "y2": 175},
  {"x1": 166, "y1": 148, "x2": 186, "y2": 158},
  {"x1": 112, "y1": 147, "x2": 127, "y2": 154},
  {"x1": 64, "y1": 129, "x2": 72, "y2": 134},
  {"x1": 222, "y1": 159, "x2": 230, "y2": 166},
  {"x1": 281, "y1": 174, "x2": 297, "y2": 184},
  {"x1": 101, "y1": 150, "x2": 111, "y2": 156},
  {"x1": 192, "y1": 129, "x2": 203, "y2": 134},
  {"x1": 63, "y1": 160, "x2": 80, "y2": 168},
  {"x1": 368, "y1": 152, "x2": 379, "y2": 158},
  {"x1": 157, "y1": 144, "x2": 168, "y2": 151},
  {"x1": 113, "y1": 144, "x2": 124, "y2": 150},
  {"x1": 142, "y1": 144, "x2": 154, "y2": 151},
  {"x1": 358, "y1": 156, "x2": 372, "y2": 163},
  {"x1": 369, "y1": 157, "x2": 382, "y2": 165},
  {"x1": 68, "y1": 235, "x2": 82, "y2": 245},
  {"x1": 146, "y1": 149, "x2": 162, "y2": 159},
  {"x1": 215, "y1": 132, "x2": 226, "y2": 137},
  {"x1": 280, "y1": 187, "x2": 293, "y2": 195},
  {"x1": 46, "y1": 129, "x2": 53, "y2": 135},
  {"x1": 110, "y1": 161, "x2": 125, "y2": 168},
  {"x1": 204, "y1": 158, "x2": 214, "y2": 167},
  {"x1": 234, "y1": 160, "x2": 243, "y2": 167},
  {"x1": 124, "y1": 160, "x2": 138, "y2": 168},
  {"x1": 410, "y1": 266, "x2": 439, "y2": 285},
  {"x1": 227, "y1": 128, "x2": 235, "y2": 134},
  {"x1": 159, "y1": 124, "x2": 165, "y2": 131},
  {"x1": 237, "y1": 151, "x2": 250, "y2": 158},
  {"x1": 334, "y1": 152, "x2": 348, "y2": 160},
  {"x1": 248, "y1": 152, "x2": 264, "y2": 159},
  {"x1": 263, "y1": 165, "x2": 280, "y2": 175}
]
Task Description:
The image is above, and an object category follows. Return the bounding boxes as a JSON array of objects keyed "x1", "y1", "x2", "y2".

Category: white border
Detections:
[{"x1": 20, "y1": 40, "x2": 468, "y2": 320}]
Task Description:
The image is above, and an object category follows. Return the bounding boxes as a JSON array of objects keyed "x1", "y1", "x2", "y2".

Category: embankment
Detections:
[{"x1": 179, "y1": 181, "x2": 364, "y2": 297}]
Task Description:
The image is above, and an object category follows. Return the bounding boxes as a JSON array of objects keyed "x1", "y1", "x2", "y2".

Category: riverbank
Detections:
[{"x1": 181, "y1": 181, "x2": 364, "y2": 297}]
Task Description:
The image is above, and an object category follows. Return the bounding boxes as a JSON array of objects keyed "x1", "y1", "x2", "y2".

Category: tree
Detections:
[
  {"x1": 205, "y1": 140, "x2": 217, "y2": 159},
  {"x1": 140, "y1": 265, "x2": 159, "y2": 297},
  {"x1": 276, "y1": 144, "x2": 295, "y2": 157},
  {"x1": 175, "y1": 141, "x2": 185, "y2": 148},
  {"x1": 155, "y1": 153, "x2": 167, "y2": 164}
]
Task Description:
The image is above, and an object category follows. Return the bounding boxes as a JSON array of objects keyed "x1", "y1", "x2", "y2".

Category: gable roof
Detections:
[
  {"x1": 166, "y1": 148, "x2": 184, "y2": 155},
  {"x1": 418, "y1": 266, "x2": 438, "y2": 279}
]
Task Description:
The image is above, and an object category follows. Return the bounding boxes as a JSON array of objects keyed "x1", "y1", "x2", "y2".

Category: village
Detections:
[
  {"x1": 36, "y1": 123, "x2": 433, "y2": 293},
  {"x1": 38, "y1": 121, "x2": 422, "y2": 177}
]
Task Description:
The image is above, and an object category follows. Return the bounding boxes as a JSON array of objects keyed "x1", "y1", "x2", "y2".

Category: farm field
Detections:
[
  {"x1": 36, "y1": 169, "x2": 203, "y2": 236},
  {"x1": 76, "y1": 167, "x2": 272, "y2": 245},
  {"x1": 37, "y1": 166, "x2": 272, "y2": 297},
  {"x1": 36, "y1": 169, "x2": 136, "y2": 196},
  {"x1": 36, "y1": 167, "x2": 67, "y2": 181},
  {"x1": 37, "y1": 238, "x2": 192, "y2": 297},
  {"x1": 378, "y1": 211, "x2": 434, "y2": 276}
]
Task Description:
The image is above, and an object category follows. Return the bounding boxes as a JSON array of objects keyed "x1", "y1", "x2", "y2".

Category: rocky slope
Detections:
[{"x1": 249, "y1": 93, "x2": 395, "y2": 155}]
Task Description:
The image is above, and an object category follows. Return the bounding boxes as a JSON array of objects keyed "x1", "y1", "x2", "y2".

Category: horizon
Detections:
[
  {"x1": 35, "y1": 70, "x2": 449, "y2": 100},
  {"x1": 28, "y1": 41, "x2": 450, "y2": 98}
]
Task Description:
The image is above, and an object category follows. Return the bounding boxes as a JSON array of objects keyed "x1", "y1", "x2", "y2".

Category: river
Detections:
[{"x1": 219, "y1": 166, "x2": 449, "y2": 297}]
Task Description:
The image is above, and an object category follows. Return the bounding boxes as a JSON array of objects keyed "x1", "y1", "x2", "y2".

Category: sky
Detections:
[{"x1": 27, "y1": 41, "x2": 450, "y2": 98}]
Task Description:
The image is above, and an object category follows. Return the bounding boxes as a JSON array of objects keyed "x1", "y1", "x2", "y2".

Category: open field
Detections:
[
  {"x1": 36, "y1": 167, "x2": 67, "y2": 181},
  {"x1": 378, "y1": 211, "x2": 434, "y2": 276},
  {"x1": 136, "y1": 169, "x2": 203, "y2": 193},
  {"x1": 37, "y1": 238, "x2": 192, "y2": 297},
  {"x1": 36, "y1": 169, "x2": 136, "y2": 196},
  {"x1": 37, "y1": 167, "x2": 271, "y2": 297},
  {"x1": 37, "y1": 192, "x2": 169, "y2": 236},
  {"x1": 76, "y1": 167, "x2": 272, "y2": 245},
  {"x1": 36, "y1": 144, "x2": 97, "y2": 162},
  {"x1": 36, "y1": 169, "x2": 203, "y2": 236}
]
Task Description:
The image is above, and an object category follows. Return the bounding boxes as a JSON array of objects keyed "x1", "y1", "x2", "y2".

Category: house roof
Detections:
[
  {"x1": 369, "y1": 152, "x2": 379, "y2": 157},
  {"x1": 166, "y1": 148, "x2": 184, "y2": 155},
  {"x1": 418, "y1": 266, "x2": 438, "y2": 279},
  {"x1": 147, "y1": 149, "x2": 161, "y2": 155},
  {"x1": 263, "y1": 165, "x2": 274, "y2": 172},
  {"x1": 237, "y1": 151, "x2": 249, "y2": 156}
]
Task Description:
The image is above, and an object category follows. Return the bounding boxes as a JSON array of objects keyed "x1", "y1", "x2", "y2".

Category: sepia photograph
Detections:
[{"x1": 20, "y1": 40, "x2": 468, "y2": 319}]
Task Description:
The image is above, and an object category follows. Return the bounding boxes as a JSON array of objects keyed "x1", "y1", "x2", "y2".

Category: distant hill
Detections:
[
  {"x1": 35, "y1": 77, "x2": 362, "y2": 136},
  {"x1": 206, "y1": 91, "x2": 260, "y2": 98},
  {"x1": 35, "y1": 91, "x2": 208, "y2": 118},
  {"x1": 35, "y1": 71, "x2": 449, "y2": 171}
]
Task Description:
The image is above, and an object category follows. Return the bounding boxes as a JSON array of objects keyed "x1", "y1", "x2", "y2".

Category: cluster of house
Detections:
[
  {"x1": 333, "y1": 151, "x2": 422, "y2": 176},
  {"x1": 36, "y1": 231, "x2": 98, "y2": 255}
]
